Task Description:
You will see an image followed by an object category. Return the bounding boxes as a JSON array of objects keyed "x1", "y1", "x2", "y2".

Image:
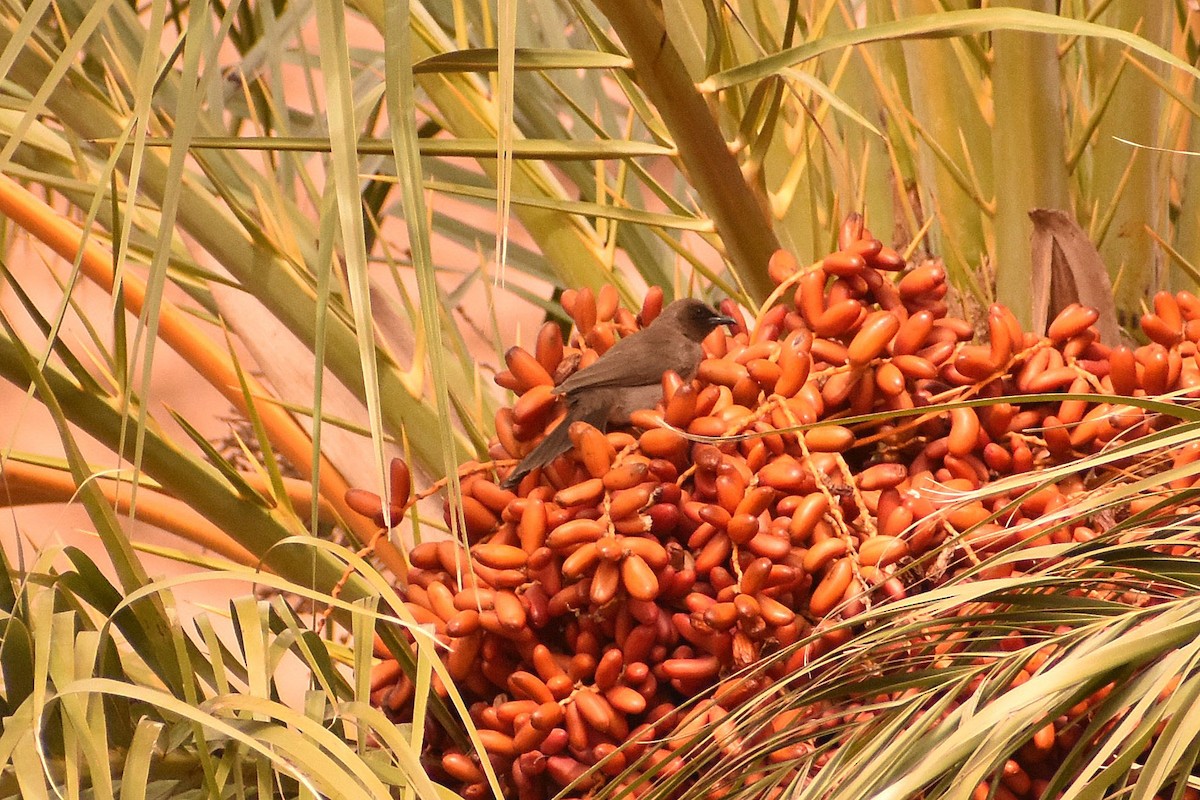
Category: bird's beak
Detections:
[{"x1": 711, "y1": 312, "x2": 737, "y2": 329}]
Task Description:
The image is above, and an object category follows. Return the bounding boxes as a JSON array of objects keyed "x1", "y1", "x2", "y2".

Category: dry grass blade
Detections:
[{"x1": 701, "y1": 7, "x2": 1200, "y2": 92}]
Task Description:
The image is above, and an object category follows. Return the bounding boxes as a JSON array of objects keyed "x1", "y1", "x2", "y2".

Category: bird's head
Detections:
[{"x1": 657, "y1": 298, "x2": 737, "y2": 341}]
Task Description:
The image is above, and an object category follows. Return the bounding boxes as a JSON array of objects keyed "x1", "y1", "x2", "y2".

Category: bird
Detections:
[{"x1": 501, "y1": 298, "x2": 735, "y2": 490}]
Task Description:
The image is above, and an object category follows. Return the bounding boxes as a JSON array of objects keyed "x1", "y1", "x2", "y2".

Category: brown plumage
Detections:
[{"x1": 501, "y1": 298, "x2": 734, "y2": 490}]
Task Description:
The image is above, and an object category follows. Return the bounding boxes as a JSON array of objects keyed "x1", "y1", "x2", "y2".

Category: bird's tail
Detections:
[{"x1": 500, "y1": 404, "x2": 605, "y2": 490}]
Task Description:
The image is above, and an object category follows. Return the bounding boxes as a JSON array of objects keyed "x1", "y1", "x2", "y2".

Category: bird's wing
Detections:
[
  {"x1": 500, "y1": 400, "x2": 608, "y2": 489},
  {"x1": 556, "y1": 332, "x2": 696, "y2": 394}
]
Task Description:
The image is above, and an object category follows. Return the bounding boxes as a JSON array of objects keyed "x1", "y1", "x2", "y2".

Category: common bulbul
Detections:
[{"x1": 501, "y1": 298, "x2": 735, "y2": 489}]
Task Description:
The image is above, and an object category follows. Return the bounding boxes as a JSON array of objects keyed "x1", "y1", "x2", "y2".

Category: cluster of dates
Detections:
[{"x1": 356, "y1": 216, "x2": 1200, "y2": 799}]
